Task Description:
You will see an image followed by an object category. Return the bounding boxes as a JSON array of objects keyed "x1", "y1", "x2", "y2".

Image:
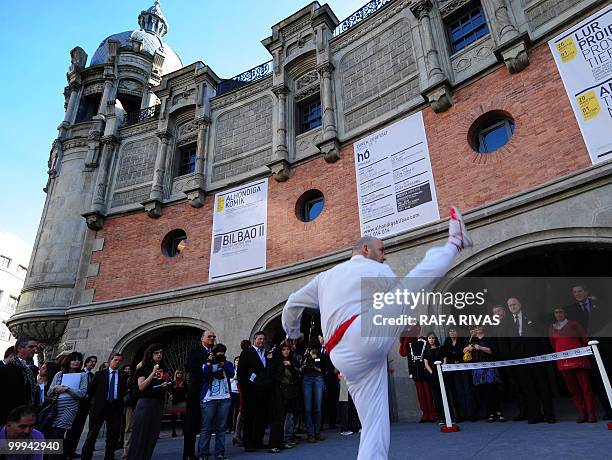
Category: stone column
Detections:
[
  {"x1": 84, "y1": 135, "x2": 117, "y2": 230},
  {"x1": 483, "y1": 0, "x2": 529, "y2": 73},
  {"x1": 64, "y1": 82, "x2": 81, "y2": 124},
  {"x1": 98, "y1": 78, "x2": 115, "y2": 115},
  {"x1": 184, "y1": 117, "x2": 209, "y2": 207},
  {"x1": 413, "y1": 1, "x2": 444, "y2": 85},
  {"x1": 142, "y1": 130, "x2": 171, "y2": 217},
  {"x1": 151, "y1": 131, "x2": 171, "y2": 201},
  {"x1": 268, "y1": 84, "x2": 291, "y2": 181},
  {"x1": 91, "y1": 136, "x2": 117, "y2": 212},
  {"x1": 411, "y1": 0, "x2": 453, "y2": 113},
  {"x1": 273, "y1": 84, "x2": 289, "y2": 159},
  {"x1": 318, "y1": 63, "x2": 337, "y2": 141}
]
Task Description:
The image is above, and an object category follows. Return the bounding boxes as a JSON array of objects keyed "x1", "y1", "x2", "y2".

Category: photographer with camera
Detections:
[
  {"x1": 301, "y1": 338, "x2": 325, "y2": 443},
  {"x1": 197, "y1": 343, "x2": 234, "y2": 460}
]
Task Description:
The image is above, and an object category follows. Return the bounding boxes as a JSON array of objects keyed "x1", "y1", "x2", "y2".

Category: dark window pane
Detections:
[
  {"x1": 179, "y1": 147, "x2": 197, "y2": 176},
  {"x1": 299, "y1": 98, "x2": 322, "y2": 134}
]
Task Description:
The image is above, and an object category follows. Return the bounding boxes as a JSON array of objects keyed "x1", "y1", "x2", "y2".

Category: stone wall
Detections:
[
  {"x1": 110, "y1": 137, "x2": 158, "y2": 208},
  {"x1": 339, "y1": 18, "x2": 419, "y2": 133},
  {"x1": 211, "y1": 97, "x2": 273, "y2": 182}
]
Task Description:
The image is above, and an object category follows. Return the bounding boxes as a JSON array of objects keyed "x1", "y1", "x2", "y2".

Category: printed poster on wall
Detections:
[
  {"x1": 353, "y1": 111, "x2": 440, "y2": 238},
  {"x1": 209, "y1": 179, "x2": 268, "y2": 282},
  {"x1": 549, "y1": 4, "x2": 612, "y2": 163}
]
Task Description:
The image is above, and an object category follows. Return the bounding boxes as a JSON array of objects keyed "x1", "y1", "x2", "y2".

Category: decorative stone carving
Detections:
[
  {"x1": 439, "y1": 0, "x2": 472, "y2": 16},
  {"x1": 82, "y1": 211, "x2": 105, "y2": 230},
  {"x1": 295, "y1": 70, "x2": 319, "y2": 92},
  {"x1": 118, "y1": 79, "x2": 144, "y2": 97},
  {"x1": 267, "y1": 158, "x2": 291, "y2": 182},
  {"x1": 7, "y1": 318, "x2": 68, "y2": 354},
  {"x1": 483, "y1": 0, "x2": 530, "y2": 73},
  {"x1": 177, "y1": 119, "x2": 198, "y2": 139},
  {"x1": 172, "y1": 88, "x2": 196, "y2": 106}
]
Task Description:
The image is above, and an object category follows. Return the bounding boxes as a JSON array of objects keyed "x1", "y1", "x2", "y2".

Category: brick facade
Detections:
[{"x1": 87, "y1": 42, "x2": 591, "y2": 302}]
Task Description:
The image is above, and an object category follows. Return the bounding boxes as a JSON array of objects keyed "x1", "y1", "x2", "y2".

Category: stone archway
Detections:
[
  {"x1": 250, "y1": 301, "x2": 322, "y2": 349},
  {"x1": 113, "y1": 317, "x2": 214, "y2": 373}
]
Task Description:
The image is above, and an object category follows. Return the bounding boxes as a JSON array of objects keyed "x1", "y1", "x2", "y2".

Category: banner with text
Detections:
[
  {"x1": 549, "y1": 4, "x2": 612, "y2": 163},
  {"x1": 209, "y1": 179, "x2": 268, "y2": 282},
  {"x1": 353, "y1": 111, "x2": 440, "y2": 237}
]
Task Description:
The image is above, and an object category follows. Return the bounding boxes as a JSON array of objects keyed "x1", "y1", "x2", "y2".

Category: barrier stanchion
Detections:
[
  {"x1": 435, "y1": 360, "x2": 459, "y2": 432},
  {"x1": 588, "y1": 340, "x2": 612, "y2": 431}
]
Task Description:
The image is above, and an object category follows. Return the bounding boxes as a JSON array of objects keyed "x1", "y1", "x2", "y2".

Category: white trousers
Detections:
[{"x1": 330, "y1": 244, "x2": 458, "y2": 460}]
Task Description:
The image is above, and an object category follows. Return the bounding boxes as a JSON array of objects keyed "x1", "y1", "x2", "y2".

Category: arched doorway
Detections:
[
  {"x1": 262, "y1": 310, "x2": 322, "y2": 348},
  {"x1": 115, "y1": 318, "x2": 211, "y2": 375},
  {"x1": 130, "y1": 327, "x2": 201, "y2": 375},
  {"x1": 440, "y1": 242, "x2": 612, "y2": 418}
]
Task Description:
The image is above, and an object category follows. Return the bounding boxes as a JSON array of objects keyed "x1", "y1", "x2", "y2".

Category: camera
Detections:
[{"x1": 208, "y1": 352, "x2": 225, "y2": 365}]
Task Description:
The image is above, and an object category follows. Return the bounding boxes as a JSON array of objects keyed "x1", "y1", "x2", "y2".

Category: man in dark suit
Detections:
[
  {"x1": 0, "y1": 337, "x2": 39, "y2": 425},
  {"x1": 81, "y1": 353, "x2": 127, "y2": 460},
  {"x1": 318, "y1": 334, "x2": 339, "y2": 429},
  {"x1": 65, "y1": 355, "x2": 98, "y2": 457},
  {"x1": 567, "y1": 285, "x2": 612, "y2": 419},
  {"x1": 237, "y1": 331, "x2": 272, "y2": 452},
  {"x1": 183, "y1": 329, "x2": 216, "y2": 460},
  {"x1": 504, "y1": 297, "x2": 555, "y2": 424},
  {"x1": 0, "y1": 346, "x2": 15, "y2": 366}
]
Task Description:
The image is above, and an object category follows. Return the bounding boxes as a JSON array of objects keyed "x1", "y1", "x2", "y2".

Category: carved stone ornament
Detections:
[
  {"x1": 7, "y1": 318, "x2": 68, "y2": 345},
  {"x1": 178, "y1": 120, "x2": 199, "y2": 139},
  {"x1": 494, "y1": 33, "x2": 530, "y2": 74},
  {"x1": 439, "y1": 0, "x2": 472, "y2": 17},
  {"x1": 183, "y1": 181, "x2": 206, "y2": 208},
  {"x1": 423, "y1": 80, "x2": 454, "y2": 113},
  {"x1": 410, "y1": 0, "x2": 433, "y2": 20},
  {"x1": 82, "y1": 211, "x2": 105, "y2": 230},
  {"x1": 295, "y1": 70, "x2": 319, "y2": 92},
  {"x1": 267, "y1": 159, "x2": 291, "y2": 182},
  {"x1": 317, "y1": 138, "x2": 341, "y2": 163},
  {"x1": 295, "y1": 85, "x2": 320, "y2": 102},
  {"x1": 141, "y1": 198, "x2": 163, "y2": 218}
]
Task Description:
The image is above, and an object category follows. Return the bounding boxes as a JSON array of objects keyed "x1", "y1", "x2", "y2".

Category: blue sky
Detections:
[{"x1": 0, "y1": 0, "x2": 366, "y2": 245}]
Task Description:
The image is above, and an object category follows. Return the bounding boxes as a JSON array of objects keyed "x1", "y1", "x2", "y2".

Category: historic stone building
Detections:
[{"x1": 8, "y1": 0, "x2": 612, "y2": 419}]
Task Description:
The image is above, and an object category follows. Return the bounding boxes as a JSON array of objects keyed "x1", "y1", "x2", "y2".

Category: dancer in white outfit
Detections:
[{"x1": 282, "y1": 207, "x2": 473, "y2": 460}]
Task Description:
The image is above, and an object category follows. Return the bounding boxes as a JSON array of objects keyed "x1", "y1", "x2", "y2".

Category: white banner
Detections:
[
  {"x1": 440, "y1": 346, "x2": 593, "y2": 372},
  {"x1": 549, "y1": 4, "x2": 612, "y2": 164},
  {"x1": 353, "y1": 112, "x2": 440, "y2": 238},
  {"x1": 209, "y1": 179, "x2": 268, "y2": 282}
]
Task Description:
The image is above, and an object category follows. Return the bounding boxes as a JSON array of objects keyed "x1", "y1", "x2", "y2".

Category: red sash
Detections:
[{"x1": 325, "y1": 314, "x2": 359, "y2": 354}]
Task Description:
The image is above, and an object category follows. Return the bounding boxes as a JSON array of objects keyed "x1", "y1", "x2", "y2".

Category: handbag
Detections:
[
  {"x1": 463, "y1": 337, "x2": 473, "y2": 362},
  {"x1": 36, "y1": 372, "x2": 63, "y2": 432}
]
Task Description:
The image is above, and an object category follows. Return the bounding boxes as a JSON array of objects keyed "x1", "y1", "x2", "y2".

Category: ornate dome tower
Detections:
[{"x1": 7, "y1": 1, "x2": 185, "y2": 358}]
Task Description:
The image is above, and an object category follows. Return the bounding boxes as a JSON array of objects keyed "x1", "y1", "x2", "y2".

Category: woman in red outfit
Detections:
[{"x1": 549, "y1": 307, "x2": 596, "y2": 423}]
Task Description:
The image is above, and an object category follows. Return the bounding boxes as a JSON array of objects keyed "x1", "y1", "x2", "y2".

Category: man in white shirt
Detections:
[{"x1": 283, "y1": 207, "x2": 472, "y2": 460}]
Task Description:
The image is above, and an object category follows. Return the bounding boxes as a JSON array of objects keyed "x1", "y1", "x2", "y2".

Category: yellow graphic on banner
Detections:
[
  {"x1": 216, "y1": 196, "x2": 225, "y2": 213},
  {"x1": 576, "y1": 90, "x2": 601, "y2": 121},
  {"x1": 557, "y1": 37, "x2": 577, "y2": 63}
]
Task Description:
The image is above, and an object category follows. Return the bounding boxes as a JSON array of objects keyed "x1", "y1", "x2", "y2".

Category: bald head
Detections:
[{"x1": 353, "y1": 236, "x2": 385, "y2": 263}]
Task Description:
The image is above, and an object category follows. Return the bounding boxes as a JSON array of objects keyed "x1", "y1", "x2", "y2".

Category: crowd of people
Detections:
[
  {"x1": 0, "y1": 285, "x2": 609, "y2": 460},
  {"x1": 400, "y1": 285, "x2": 612, "y2": 426}
]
